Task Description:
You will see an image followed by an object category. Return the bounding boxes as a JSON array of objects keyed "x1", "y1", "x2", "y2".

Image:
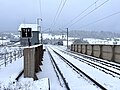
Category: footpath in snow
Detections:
[
  {"x1": 0, "y1": 49, "x2": 49, "y2": 90},
  {"x1": 51, "y1": 46, "x2": 120, "y2": 90},
  {"x1": 37, "y1": 46, "x2": 66, "y2": 90},
  {"x1": 0, "y1": 57, "x2": 23, "y2": 83}
]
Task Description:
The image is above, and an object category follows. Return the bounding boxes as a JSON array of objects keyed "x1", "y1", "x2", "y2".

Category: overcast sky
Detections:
[{"x1": 0, "y1": 0, "x2": 120, "y2": 33}]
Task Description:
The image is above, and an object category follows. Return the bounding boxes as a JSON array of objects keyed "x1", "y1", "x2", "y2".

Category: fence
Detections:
[
  {"x1": 71, "y1": 44, "x2": 120, "y2": 63},
  {"x1": 0, "y1": 48, "x2": 23, "y2": 67}
]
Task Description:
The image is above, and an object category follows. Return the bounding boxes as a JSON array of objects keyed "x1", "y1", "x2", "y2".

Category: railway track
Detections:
[
  {"x1": 48, "y1": 48, "x2": 70, "y2": 90},
  {"x1": 71, "y1": 50, "x2": 120, "y2": 71},
  {"x1": 47, "y1": 47, "x2": 107, "y2": 90},
  {"x1": 54, "y1": 46, "x2": 120, "y2": 79}
]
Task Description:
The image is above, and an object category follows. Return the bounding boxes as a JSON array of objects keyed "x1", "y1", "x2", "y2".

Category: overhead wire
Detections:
[
  {"x1": 50, "y1": 0, "x2": 68, "y2": 30},
  {"x1": 65, "y1": 0, "x2": 110, "y2": 28},
  {"x1": 51, "y1": 0, "x2": 63, "y2": 28},
  {"x1": 63, "y1": 0, "x2": 100, "y2": 28},
  {"x1": 79, "y1": 11, "x2": 120, "y2": 28},
  {"x1": 55, "y1": 0, "x2": 67, "y2": 22}
]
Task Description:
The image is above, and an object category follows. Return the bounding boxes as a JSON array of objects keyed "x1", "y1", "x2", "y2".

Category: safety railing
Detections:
[{"x1": 0, "y1": 48, "x2": 23, "y2": 67}]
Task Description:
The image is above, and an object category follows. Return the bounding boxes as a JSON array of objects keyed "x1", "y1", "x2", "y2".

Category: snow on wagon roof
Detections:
[{"x1": 18, "y1": 24, "x2": 38, "y2": 31}]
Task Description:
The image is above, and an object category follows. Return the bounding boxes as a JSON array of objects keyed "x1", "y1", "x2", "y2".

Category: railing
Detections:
[
  {"x1": 71, "y1": 44, "x2": 120, "y2": 63},
  {"x1": 0, "y1": 48, "x2": 23, "y2": 67}
]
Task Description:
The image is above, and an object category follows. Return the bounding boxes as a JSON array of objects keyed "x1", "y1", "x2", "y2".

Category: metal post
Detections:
[
  {"x1": 99, "y1": 45, "x2": 103, "y2": 59},
  {"x1": 67, "y1": 28, "x2": 68, "y2": 49},
  {"x1": 37, "y1": 18, "x2": 42, "y2": 44},
  {"x1": 4, "y1": 54, "x2": 6, "y2": 67}
]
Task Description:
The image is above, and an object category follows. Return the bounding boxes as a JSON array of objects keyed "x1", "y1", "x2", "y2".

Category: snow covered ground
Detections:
[
  {"x1": 0, "y1": 45, "x2": 120, "y2": 90},
  {"x1": 0, "y1": 46, "x2": 49, "y2": 90},
  {"x1": 37, "y1": 46, "x2": 66, "y2": 90},
  {"x1": 47, "y1": 47, "x2": 100, "y2": 90},
  {"x1": 50, "y1": 45, "x2": 120, "y2": 90},
  {"x1": 0, "y1": 57, "x2": 23, "y2": 89}
]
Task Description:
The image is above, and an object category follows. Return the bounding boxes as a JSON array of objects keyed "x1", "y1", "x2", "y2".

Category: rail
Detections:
[
  {"x1": 49, "y1": 47, "x2": 107, "y2": 90},
  {"x1": 56, "y1": 47, "x2": 120, "y2": 78},
  {"x1": 47, "y1": 48, "x2": 70, "y2": 90}
]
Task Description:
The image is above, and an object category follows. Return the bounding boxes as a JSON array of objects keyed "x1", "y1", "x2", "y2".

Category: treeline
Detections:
[{"x1": 44, "y1": 30, "x2": 120, "y2": 39}]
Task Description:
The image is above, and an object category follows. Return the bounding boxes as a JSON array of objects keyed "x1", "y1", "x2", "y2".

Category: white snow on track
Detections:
[
  {"x1": 48, "y1": 47, "x2": 100, "y2": 90},
  {"x1": 50, "y1": 45, "x2": 120, "y2": 90}
]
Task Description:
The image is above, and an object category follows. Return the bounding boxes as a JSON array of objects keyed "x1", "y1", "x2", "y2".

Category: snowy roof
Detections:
[{"x1": 18, "y1": 24, "x2": 38, "y2": 31}]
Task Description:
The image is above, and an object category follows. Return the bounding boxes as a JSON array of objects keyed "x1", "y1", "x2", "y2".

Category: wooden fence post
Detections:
[
  {"x1": 40, "y1": 45, "x2": 43, "y2": 65},
  {"x1": 35, "y1": 46, "x2": 41, "y2": 72},
  {"x1": 23, "y1": 48, "x2": 37, "y2": 80},
  {"x1": 85, "y1": 44, "x2": 87, "y2": 54},
  {"x1": 91, "y1": 45, "x2": 93, "y2": 56},
  {"x1": 99, "y1": 45, "x2": 103, "y2": 59},
  {"x1": 71, "y1": 44, "x2": 73, "y2": 51},
  {"x1": 4, "y1": 54, "x2": 6, "y2": 67},
  {"x1": 10, "y1": 52, "x2": 12, "y2": 63},
  {"x1": 41, "y1": 45, "x2": 43, "y2": 59},
  {"x1": 111, "y1": 45, "x2": 115, "y2": 62},
  {"x1": 14, "y1": 51, "x2": 16, "y2": 61}
]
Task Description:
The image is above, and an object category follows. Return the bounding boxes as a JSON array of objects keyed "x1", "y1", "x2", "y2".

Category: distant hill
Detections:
[
  {"x1": 43, "y1": 30, "x2": 120, "y2": 39},
  {"x1": 1, "y1": 30, "x2": 120, "y2": 40},
  {"x1": 68, "y1": 30, "x2": 120, "y2": 39}
]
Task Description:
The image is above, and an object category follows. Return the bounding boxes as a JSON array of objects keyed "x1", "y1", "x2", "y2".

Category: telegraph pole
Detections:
[
  {"x1": 67, "y1": 28, "x2": 68, "y2": 49},
  {"x1": 37, "y1": 18, "x2": 42, "y2": 44}
]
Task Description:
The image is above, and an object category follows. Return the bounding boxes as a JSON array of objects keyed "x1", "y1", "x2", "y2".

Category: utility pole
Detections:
[
  {"x1": 67, "y1": 28, "x2": 68, "y2": 49},
  {"x1": 37, "y1": 18, "x2": 42, "y2": 44}
]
